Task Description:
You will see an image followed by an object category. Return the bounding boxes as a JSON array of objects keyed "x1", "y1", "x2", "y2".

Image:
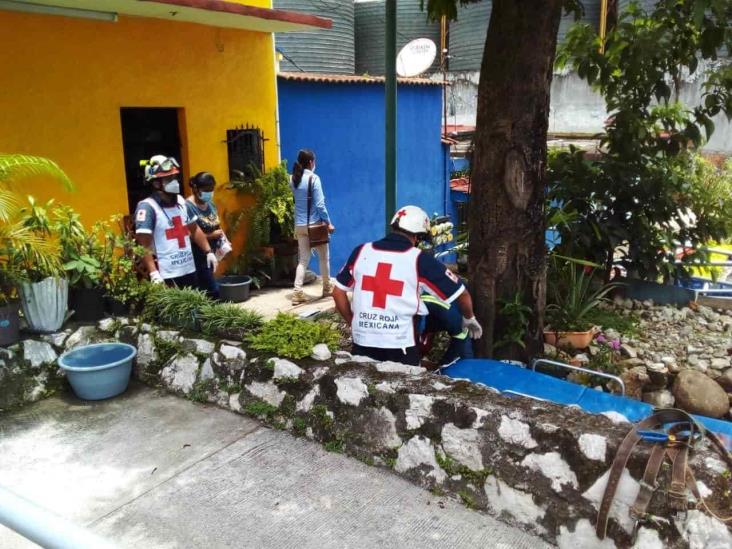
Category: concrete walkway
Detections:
[
  {"x1": 237, "y1": 277, "x2": 335, "y2": 320},
  {"x1": 0, "y1": 385, "x2": 548, "y2": 549}
]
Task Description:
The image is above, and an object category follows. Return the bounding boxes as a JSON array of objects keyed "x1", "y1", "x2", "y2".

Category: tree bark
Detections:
[{"x1": 468, "y1": 0, "x2": 563, "y2": 360}]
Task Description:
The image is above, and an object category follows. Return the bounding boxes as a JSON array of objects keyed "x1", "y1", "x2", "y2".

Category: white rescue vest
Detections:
[
  {"x1": 142, "y1": 196, "x2": 195, "y2": 279},
  {"x1": 351, "y1": 243, "x2": 421, "y2": 348}
]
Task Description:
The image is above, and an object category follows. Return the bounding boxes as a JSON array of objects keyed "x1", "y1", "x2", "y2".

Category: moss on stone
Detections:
[
  {"x1": 458, "y1": 490, "x2": 477, "y2": 510},
  {"x1": 280, "y1": 394, "x2": 296, "y2": 417},
  {"x1": 245, "y1": 399, "x2": 278, "y2": 418},
  {"x1": 435, "y1": 451, "x2": 493, "y2": 485},
  {"x1": 188, "y1": 379, "x2": 215, "y2": 403},
  {"x1": 293, "y1": 417, "x2": 307, "y2": 436},
  {"x1": 324, "y1": 439, "x2": 344, "y2": 453}
]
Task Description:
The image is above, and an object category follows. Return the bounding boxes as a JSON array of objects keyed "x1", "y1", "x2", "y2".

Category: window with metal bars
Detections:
[{"x1": 226, "y1": 126, "x2": 265, "y2": 182}]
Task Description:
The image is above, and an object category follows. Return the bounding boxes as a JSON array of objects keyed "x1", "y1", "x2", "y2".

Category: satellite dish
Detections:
[{"x1": 396, "y1": 38, "x2": 437, "y2": 77}]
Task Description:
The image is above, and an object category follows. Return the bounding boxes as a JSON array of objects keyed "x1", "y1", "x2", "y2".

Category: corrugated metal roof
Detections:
[{"x1": 278, "y1": 72, "x2": 441, "y2": 86}]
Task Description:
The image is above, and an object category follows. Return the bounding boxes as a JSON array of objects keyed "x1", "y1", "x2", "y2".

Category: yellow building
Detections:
[{"x1": 0, "y1": 0, "x2": 329, "y2": 255}]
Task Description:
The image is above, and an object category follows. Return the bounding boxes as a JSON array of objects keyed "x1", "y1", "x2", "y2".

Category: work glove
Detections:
[
  {"x1": 462, "y1": 316, "x2": 483, "y2": 340},
  {"x1": 206, "y1": 252, "x2": 219, "y2": 272},
  {"x1": 149, "y1": 271, "x2": 164, "y2": 285}
]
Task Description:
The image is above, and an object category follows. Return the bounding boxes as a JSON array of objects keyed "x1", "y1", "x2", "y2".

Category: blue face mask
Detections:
[{"x1": 199, "y1": 191, "x2": 214, "y2": 202}]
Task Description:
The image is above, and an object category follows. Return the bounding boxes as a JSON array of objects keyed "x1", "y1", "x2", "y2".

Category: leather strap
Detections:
[
  {"x1": 596, "y1": 409, "x2": 699, "y2": 539},
  {"x1": 306, "y1": 175, "x2": 313, "y2": 232},
  {"x1": 629, "y1": 444, "x2": 666, "y2": 519}
]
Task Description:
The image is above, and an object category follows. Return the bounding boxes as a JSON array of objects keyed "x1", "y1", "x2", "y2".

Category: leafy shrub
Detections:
[
  {"x1": 199, "y1": 303, "x2": 263, "y2": 339},
  {"x1": 247, "y1": 313, "x2": 339, "y2": 359},
  {"x1": 143, "y1": 285, "x2": 210, "y2": 331},
  {"x1": 546, "y1": 257, "x2": 619, "y2": 332}
]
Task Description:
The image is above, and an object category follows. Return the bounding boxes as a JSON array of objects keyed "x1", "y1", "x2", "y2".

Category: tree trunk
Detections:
[{"x1": 468, "y1": 0, "x2": 563, "y2": 360}]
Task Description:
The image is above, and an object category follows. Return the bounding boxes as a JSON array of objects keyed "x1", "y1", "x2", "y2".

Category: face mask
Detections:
[
  {"x1": 199, "y1": 191, "x2": 214, "y2": 202},
  {"x1": 163, "y1": 179, "x2": 180, "y2": 194}
]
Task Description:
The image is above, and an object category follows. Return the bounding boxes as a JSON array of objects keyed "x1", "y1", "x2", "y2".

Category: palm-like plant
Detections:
[{"x1": 0, "y1": 155, "x2": 74, "y2": 302}]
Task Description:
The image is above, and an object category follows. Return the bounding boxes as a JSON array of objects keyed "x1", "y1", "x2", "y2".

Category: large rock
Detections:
[
  {"x1": 160, "y1": 353, "x2": 200, "y2": 394},
  {"x1": 180, "y1": 338, "x2": 215, "y2": 355},
  {"x1": 334, "y1": 377, "x2": 369, "y2": 406},
  {"x1": 642, "y1": 389, "x2": 675, "y2": 409},
  {"x1": 311, "y1": 344, "x2": 332, "y2": 361},
  {"x1": 22, "y1": 340, "x2": 57, "y2": 368},
  {"x1": 620, "y1": 366, "x2": 650, "y2": 399},
  {"x1": 672, "y1": 370, "x2": 729, "y2": 418},
  {"x1": 441, "y1": 423, "x2": 484, "y2": 471},
  {"x1": 214, "y1": 344, "x2": 247, "y2": 374},
  {"x1": 395, "y1": 436, "x2": 446, "y2": 483},
  {"x1": 64, "y1": 326, "x2": 100, "y2": 350},
  {"x1": 136, "y1": 333, "x2": 158, "y2": 369},
  {"x1": 272, "y1": 358, "x2": 304, "y2": 381},
  {"x1": 716, "y1": 368, "x2": 732, "y2": 392}
]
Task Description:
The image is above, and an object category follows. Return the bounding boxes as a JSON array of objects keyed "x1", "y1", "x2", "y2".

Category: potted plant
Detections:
[
  {"x1": 54, "y1": 206, "x2": 107, "y2": 322},
  {"x1": 544, "y1": 256, "x2": 618, "y2": 349},
  {"x1": 10, "y1": 197, "x2": 69, "y2": 332},
  {"x1": 0, "y1": 155, "x2": 76, "y2": 334},
  {"x1": 226, "y1": 161, "x2": 294, "y2": 287}
]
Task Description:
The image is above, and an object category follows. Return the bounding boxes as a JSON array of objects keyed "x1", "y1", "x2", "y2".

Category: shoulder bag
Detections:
[{"x1": 307, "y1": 175, "x2": 330, "y2": 247}]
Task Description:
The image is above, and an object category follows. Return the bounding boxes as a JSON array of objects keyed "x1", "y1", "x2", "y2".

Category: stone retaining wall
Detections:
[{"x1": 2, "y1": 318, "x2": 731, "y2": 548}]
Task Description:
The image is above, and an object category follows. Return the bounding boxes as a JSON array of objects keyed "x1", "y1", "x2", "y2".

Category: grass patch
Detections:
[
  {"x1": 458, "y1": 490, "x2": 477, "y2": 510},
  {"x1": 189, "y1": 379, "x2": 215, "y2": 403},
  {"x1": 200, "y1": 303, "x2": 263, "y2": 340},
  {"x1": 324, "y1": 439, "x2": 344, "y2": 453},
  {"x1": 244, "y1": 400, "x2": 278, "y2": 418},
  {"x1": 293, "y1": 417, "x2": 307, "y2": 436},
  {"x1": 585, "y1": 307, "x2": 640, "y2": 337},
  {"x1": 310, "y1": 404, "x2": 334, "y2": 427},
  {"x1": 143, "y1": 285, "x2": 210, "y2": 330}
]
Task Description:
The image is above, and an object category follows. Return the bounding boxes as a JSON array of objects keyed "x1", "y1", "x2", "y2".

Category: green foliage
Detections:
[
  {"x1": 583, "y1": 307, "x2": 640, "y2": 338},
  {"x1": 247, "y1": 313, "x2": 340, "y2": 359},
  {"x1": 101, "y1": 216, "x2": 147, "y2": 306},
  {"x1": 324, "y1": 439, "x2": 344, "y2": 454},
  {"x1": 494, "y1": 292, "x2": 532, "y2": 350},
  {"x1": 8, "y1": 196, "x2": 65, "y2": 282},
  {"x1": 244, "y1": 400, "x2": 278, "y2": 418},
  {"x1": 189, "y1": 379, "x2": 215, "y2": 403},
  {"x1": 551, "y1": 1, "x2": 732, "y2": 281},
  {"x1": 458, "y1": 491, "x2": 477, "y2": 510},
  {"x1": 292, "y1": 417, "x2": 307, "y2": 436},
  {"x1": 199, "y1": 303, "x2": 264, "y2": 340},
  {"x1": 545, "y1": 257, "x2": 619, "y2": 332},
  {"x1": 143, "y1": 285, "x2": 210, "y2": 331},
  {"x1": 435, "y1": 451, "x2": 492, "y2": 485},
  {"x1": 228, "y1": 161, "x2": 294, "y2": 272}
]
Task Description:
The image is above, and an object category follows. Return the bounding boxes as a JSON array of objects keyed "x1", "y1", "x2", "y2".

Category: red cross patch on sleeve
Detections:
[
  {"x1": 136, "y1": 209, "x2": 146, "y2": 222},
  {"x1": 445, "y1": 268, "x2": 459, "y2": 283}
]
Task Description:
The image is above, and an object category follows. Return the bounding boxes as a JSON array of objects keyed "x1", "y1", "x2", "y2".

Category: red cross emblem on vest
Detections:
[
  {"x1": 361, "y1": 262, "x2": 404, "y2": 309},
  {"x1": 165, "y1": 216, "x2": 189, "y2": 248}
]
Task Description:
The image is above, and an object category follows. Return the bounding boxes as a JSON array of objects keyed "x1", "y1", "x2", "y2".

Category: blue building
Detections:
[{"x1": 277, "y1": 72, "x2": 450, "y2": 274}]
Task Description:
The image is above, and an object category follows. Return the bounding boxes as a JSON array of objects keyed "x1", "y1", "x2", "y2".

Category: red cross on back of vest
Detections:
[
  {"x1": 165, "y1": 216, "x2": 189, "y2": 248},
  {"x1": 361, "y1": 262, "x2": 404, "y2": 309}
]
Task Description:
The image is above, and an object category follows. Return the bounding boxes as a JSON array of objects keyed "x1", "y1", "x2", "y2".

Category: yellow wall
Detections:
[{"x1": 0, "y1": 9, "x2": 279, "y2": 261}]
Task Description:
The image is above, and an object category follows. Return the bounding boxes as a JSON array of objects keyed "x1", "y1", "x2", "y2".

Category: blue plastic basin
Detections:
[{"x1": 58, "y1": 343, "x2": 136, "y2": 400}]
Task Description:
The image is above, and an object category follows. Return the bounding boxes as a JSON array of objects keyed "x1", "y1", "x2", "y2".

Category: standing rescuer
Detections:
[
  {"x1": 332, "y1": 205, "x2": 482, "y2": 365},
  {"x1": 134, "y1": 155, "x2": 218, "y2": 288}
]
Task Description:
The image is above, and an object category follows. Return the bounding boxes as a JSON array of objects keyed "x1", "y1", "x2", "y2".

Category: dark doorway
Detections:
[{"x1": 120, "y1": 108, "x2": 183, "y2": 214}]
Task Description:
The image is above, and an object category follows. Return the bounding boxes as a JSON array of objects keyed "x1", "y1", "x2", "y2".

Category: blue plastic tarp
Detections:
[{"x1": 441, "y1": 359, "x2": 732, "y2": 447}]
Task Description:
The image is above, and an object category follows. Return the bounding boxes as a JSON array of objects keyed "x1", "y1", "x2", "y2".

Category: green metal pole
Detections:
[{"x1": 385, "y1": 0, "x2": 397, "y2": 230}]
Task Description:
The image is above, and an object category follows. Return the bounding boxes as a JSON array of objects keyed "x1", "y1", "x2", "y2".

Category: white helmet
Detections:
[
  {"x1": 144, "y1": 155, "x2": 180, "y2": 181},
  {"x1": 390, "y1": 205, "x2": 430, "y2": 235}
]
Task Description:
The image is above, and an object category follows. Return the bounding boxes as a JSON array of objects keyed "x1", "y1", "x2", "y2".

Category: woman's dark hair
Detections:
[
  {"x1": 291, "y1": 149, "x2": 315, "y2": 187},
  {"x1": 190, "y1": 172, "x2": 216, "y2": 190}
]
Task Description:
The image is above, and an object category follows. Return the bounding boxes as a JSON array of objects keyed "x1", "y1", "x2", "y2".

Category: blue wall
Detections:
[{"x1": 278, "y1": 78, "x2": 448, "y2": 274}]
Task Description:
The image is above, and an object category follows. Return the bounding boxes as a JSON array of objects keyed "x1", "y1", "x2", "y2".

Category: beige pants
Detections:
[{"x1": 294, "y1": 225, "x2": 330, "y2": 291}]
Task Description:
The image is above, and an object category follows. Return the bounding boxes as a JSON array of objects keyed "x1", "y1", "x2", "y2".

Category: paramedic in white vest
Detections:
[
  {"x1": 134, "y1": 155, "x2": 217, "y2": 288},
  {"x1": 333, "y1": 205, "x2": 482, "y2": 365}
]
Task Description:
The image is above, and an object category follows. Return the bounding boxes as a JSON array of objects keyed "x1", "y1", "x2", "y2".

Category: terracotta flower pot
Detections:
[{"x1": 543, "y1": 328, "x2": 597, "y2": 349}]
